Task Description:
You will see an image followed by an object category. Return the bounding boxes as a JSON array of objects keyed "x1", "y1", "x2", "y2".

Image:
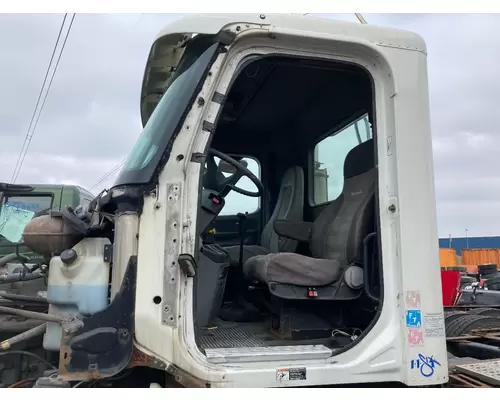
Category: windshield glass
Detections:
[
  {"x1": 0, "y1": 194, "x2": 53, "y2": 243},
  {"x1": 113, "y1": 39, "x2": 221, "y2": 187}
]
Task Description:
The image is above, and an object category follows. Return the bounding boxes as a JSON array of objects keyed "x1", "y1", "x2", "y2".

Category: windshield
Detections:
[
  {"x1": 0, "y1": 194, "x2": 53, "y2": 243},
  {"x1": 113, "y1": 39, "x2": 221, "y2": 187}
]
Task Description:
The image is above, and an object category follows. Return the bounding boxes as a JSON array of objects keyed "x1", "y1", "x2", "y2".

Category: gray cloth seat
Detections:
[
  {"x1": 225, "y1": 166, "x2": 304, "y2": 266},
  {"x1": 243, "y1": 139, "x2": 375, "y2": 301}
]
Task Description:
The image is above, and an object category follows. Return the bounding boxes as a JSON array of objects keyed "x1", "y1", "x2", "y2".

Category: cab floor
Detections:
[{"x1": 197, "y1": 319, "x2": 345, "y2": 351}]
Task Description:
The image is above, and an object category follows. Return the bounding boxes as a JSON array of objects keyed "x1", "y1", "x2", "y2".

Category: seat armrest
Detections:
[{"x1": 274, "y1": 219, "x2": 313, "y2": 242}]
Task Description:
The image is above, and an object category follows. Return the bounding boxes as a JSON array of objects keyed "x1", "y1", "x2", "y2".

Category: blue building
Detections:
[{"x1": 438, "y1": 236, "x2": 500, "y2": 256}]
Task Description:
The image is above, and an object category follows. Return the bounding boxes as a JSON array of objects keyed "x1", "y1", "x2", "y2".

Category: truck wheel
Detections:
[
  {"x1": 444, "y1": 311, "x2": 468, "y2": 325},
  {"x1": 467, "y1": 308, "x2": 500, "y2": 318},
  {"x1": 446, "y1": 314, "x2": 500, "y2": 337},
  {"x1": 479, "y1": 264, "x2": 498, "y2": 275},
  {"x1": 484, "y1": 276, "x2": 500, "y2": 285}
]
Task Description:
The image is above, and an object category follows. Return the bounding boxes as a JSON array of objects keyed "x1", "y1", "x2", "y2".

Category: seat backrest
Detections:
[
  {"x1": 310, "y1": 139, "x2": 375, "y2": 265},
  {"x1": 260, "y1": 166, "x2": 304, "y2": 252}
]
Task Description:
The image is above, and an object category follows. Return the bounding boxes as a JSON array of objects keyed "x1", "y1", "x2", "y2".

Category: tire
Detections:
[
  {"x1": 446, "y1": 314, "x2": 500, "y2": 337},
  {"x1": 460, "y1": 277, "x2": 475, "y2": 285},
  {"x1": 485, "y1": 277, "x2": 500, "y2": 286},
  {"x1": 479, "y1": 263, "x2": 497, "y2": 268},
  {"x1": 467, "y1": 308, "x2": 500, "y2": 318},
  {"x1": 444, "y1": 311, "x2": 468, "y2": 325},
  {"x1": 483, "y1": 273, "x2": 500, "y2": 280},
  {"x1": 479, "y1": 264, "x2": 498, "y2": 275}
]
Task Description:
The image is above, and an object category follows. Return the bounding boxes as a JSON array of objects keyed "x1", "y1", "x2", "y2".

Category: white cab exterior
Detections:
[{"x1": 132, "y1": 14, "x2": 447, "y2": 387}]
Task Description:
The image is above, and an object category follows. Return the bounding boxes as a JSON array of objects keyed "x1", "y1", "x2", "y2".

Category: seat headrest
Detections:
[{"x1": 344, "y1": 139, "x2": 375, "y2": 179}]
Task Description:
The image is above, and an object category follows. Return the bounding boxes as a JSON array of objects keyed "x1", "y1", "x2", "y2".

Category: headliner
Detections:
[{"x1": 211, "y1": 55, "x2": 373, "y2": 156}]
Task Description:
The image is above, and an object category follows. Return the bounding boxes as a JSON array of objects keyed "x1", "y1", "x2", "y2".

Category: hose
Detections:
[
  {"x1": 0, "y1": 291, "x2": 47, "y2": 304},
  {"x1": 0, "y1": 305, "x2": 64, "y2": 323},
  {"x1": 0, "y1": 300, "x2": 48, "y2": 313},
  {"x1": 0, "y1": 253, "x2": 19, "y2": 267},
  {"x1": 0, "y1": 317, "x2": 45, "y2": 332},
  {"x1": 0, "y1": 270, "x2": 44, "y2": 284},
  {"x1": 8, "y1": 378, "x2": 37, "y2": 388},
  {"x1": 0, "y1": 323, "x2": 46, "y2": 350}
]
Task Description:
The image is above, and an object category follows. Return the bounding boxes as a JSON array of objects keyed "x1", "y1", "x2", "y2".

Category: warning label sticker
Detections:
[
  {"x1": 407, "y1": 328, "x2": 424, "y2": 346},
  {"x1": 405, "y1": 291, "x2": 421, "y2": 308},
  {"x1": 424, "y1": 313, "x2": 446, "y2": 337},
  {"x1": 276, "y1": 367, "x2": 307, "y2": 382},
  {"x1": 406, "y1": 309, "x2": 422, "y2": 328}
]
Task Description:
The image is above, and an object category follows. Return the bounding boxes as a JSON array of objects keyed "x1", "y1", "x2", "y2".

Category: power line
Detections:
[
  {"x1": 89, "y1": 158, "x2": 127, "y2": 191},
  {"x1": 10, "y1": 14, "x2": 68, "y2": 183},
  {"x1": 88, "y1": 14, "x2": 144, "y2": 191},
  {"x1": 11, "y1": 13, "x2": 76, "y2": 183},
  {"x1": 90, "y1": 13, "x2": 368, "y2": 191}
]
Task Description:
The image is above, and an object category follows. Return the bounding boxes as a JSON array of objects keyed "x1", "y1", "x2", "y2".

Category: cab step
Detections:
[{"x1": 205, "y1": 344, "x2": 333, "y2": 364}]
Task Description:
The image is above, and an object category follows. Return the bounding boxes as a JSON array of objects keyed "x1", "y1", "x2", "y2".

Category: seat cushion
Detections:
[
  {"x1": 224, "y1": 245, "x2": 270, "y2": 266},
  {"x1": 243, "y1": 253, "x2": 342, "y2": 287}
]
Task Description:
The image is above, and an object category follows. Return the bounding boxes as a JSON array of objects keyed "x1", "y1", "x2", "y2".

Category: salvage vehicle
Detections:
[
  {"x1": 0, "y1": 183, "x2": 94, "y2": 262},
  {"x1": 4, "y1": 13, "x2": 498, "y2": 388},
  {"x1": 0, "y1": 183, "x2": 94, "y2": 386}
]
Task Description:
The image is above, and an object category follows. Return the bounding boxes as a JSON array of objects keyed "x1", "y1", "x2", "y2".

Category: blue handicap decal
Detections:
[{"x1": 406, "y1": 309, "x2": 422, "y2": 328}]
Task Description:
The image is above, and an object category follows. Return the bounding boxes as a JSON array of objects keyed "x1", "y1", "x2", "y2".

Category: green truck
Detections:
[{"x1": 0, "y1": 183, "x2": 94, "y2": 262}]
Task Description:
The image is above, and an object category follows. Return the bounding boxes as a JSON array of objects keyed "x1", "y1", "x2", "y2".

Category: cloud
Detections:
[
  {"x1": 1, "y1": 13, "x2": 498, "y2": 238},
  {"x1": 0, "y1": 13, "x2": 180, "y2": 192},
  {"x1": 342, "y1": 13, "x2": 500, "y2": 237}
]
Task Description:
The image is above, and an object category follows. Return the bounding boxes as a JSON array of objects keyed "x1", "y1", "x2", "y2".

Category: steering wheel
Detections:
[{"x1": 204, "y1": 148, "x2": 264, "y2": 198}]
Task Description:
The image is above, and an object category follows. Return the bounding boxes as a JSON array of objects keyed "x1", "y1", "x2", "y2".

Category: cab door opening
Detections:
[{"x1": 193, "y1": 54, "x2": 382, "y2": 358}]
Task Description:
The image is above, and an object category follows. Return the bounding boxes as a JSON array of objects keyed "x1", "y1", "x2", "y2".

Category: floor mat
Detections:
[{"x1": 199, "y1": 327, "x2": 265, "y2": 349}]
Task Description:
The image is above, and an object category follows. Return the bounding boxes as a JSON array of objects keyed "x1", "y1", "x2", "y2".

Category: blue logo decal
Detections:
[
  {"x1": 411, "y1": 354, "x2": 441, "y2": 378},
  {"x1": 406, "y1": 309, "x2": 422, "y2": 327}
]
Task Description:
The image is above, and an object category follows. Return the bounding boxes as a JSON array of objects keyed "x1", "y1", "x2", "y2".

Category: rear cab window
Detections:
[{"x1": 312, "y1": 114, "x2": 373, "y2": 205}]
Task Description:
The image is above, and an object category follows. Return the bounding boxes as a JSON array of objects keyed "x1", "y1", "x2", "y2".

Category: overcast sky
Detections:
[{"x1": 0, "y1": 13, "x2": 498, "y2": 238}]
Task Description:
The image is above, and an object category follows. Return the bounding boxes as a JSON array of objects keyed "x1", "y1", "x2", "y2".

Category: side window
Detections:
[
  {"x1": 218, "y1": 156, "x2": 261, "y2": 216},
  {"x1": 312, "y1": 114, "x2": 373, "y2": 205}
]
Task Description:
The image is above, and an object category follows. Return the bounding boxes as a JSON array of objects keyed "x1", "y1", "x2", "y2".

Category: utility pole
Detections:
[{"x1": 465, "y1": 228, "x2": 469, "y2": 249}]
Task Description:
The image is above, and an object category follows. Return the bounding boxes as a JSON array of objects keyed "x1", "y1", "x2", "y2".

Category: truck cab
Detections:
[{"x1": 20, "y1": 14, "x2": 447, "y2": 388}]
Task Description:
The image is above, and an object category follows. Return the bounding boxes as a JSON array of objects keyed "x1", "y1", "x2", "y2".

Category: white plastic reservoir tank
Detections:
[{"x1": 43, "y1": 237, "x2": 111, "y2": 352}]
